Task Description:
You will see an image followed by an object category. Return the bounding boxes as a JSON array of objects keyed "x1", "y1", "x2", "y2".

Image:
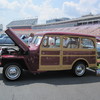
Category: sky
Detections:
[{"x1": 0, "y1": 0, "x2": 100, "y2": 29}]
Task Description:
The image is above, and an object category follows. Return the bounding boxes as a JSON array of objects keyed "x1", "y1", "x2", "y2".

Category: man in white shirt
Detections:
[{"x1": 28, "y1": 33, "x2": 34, "y2": 45}]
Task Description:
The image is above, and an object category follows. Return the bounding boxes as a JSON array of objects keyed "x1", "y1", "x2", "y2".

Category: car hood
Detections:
[{"x1": 5, "y1": 28, "x2": 29, "y2": 52}]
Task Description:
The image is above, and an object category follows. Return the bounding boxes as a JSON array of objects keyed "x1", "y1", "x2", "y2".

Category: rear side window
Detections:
[
  {"x1": 81, "y1": 38, "x2": 95, "y2": 49},
  {"x1": 63, "y1": 37, "x2": 79, "y2": 48}
]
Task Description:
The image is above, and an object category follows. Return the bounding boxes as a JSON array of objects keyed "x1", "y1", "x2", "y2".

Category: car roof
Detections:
[{"x1": 35, "y1": 31, "x2": 95, "y2": 38}]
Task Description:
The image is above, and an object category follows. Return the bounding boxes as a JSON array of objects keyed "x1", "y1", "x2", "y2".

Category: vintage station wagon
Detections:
[{"x1": 0, "y1": 29, "x2": 97, "y2": 80}]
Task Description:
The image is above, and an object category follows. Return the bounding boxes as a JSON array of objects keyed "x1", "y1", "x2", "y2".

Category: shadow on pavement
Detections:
[
  {"x1": 0, "y1": 73, "x2": 3, "y2": 81},
  {"x1": 1, "y1": 69, "x2": 100, "y2": 86}
]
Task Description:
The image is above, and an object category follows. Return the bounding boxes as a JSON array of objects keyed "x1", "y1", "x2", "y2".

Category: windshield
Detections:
[
  {"x1": 32, "y1": 35, "x2": 43, "y2": 46},
  {"x1": 97, "y1": 43, "x2": 100, "y2": 48}
]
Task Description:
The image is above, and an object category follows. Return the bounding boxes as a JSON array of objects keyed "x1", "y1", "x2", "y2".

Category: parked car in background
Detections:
[
  {"x1": 97, "y1": 42, "x2": 100, "y2": 58},
  {"x1": 0, "y1": 33, "x2": 6, "y2": 38},
  {"x1": 0, "y1": 34, "x2": 14, "y2": 45},
  {"x1": 0, "y1": 34, "x2": 28, "y2": 45}
]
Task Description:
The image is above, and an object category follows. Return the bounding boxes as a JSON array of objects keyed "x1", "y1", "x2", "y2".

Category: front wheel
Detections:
[
  {"x1": 3, "y1": 63, "x2": 22, "y2": 81},
  {"x1": 72, "y1": 62, "x2": 86, "y2": 77}
]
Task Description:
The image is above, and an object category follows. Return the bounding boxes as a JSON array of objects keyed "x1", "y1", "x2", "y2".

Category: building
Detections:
[
  {"x1": 7, "y1": 14, "x2": 100, "y2": 30},
  {"x1": 7, "y1": 18, "x2": 38, "y2": 29},
  {"x1": 46, "y1": 17, "x2": 70, "y2": 24},
  {"x1": 32, "y1": 14, "x2": 100, "y2": 29},
  {"x1": 6, "y1": 14, "x2": 100, "y2": 36}
]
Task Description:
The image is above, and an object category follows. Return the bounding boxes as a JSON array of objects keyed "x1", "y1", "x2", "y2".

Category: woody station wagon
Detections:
[{"x1": 0, "y1": 29, "x2": 97, "y2": 80}]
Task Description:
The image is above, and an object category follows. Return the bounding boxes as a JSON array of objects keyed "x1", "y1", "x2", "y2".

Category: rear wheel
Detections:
[
  {"x1": 72, "y1": 62, "x2": 86, "y2": 77},
  {"x1": 3, "y1": 63, "x2": 22, "y2": 81}
]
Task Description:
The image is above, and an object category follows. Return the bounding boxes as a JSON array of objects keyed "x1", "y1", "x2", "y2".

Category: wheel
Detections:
[
  {"x1": 3, "y1": 63, "x2": 22, "y2": 81},
  {"x1": 72, "y1": 62, "x2": 86, "y2": 77}
]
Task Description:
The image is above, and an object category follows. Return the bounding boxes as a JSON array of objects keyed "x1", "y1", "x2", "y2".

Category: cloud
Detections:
[
  {"x1": 63, "y1": 0, "x2": 100, "y2": 17},
  {"x1": 62, "y1": 1, "x2": 79, "y2": 18},
  {"x1": 17, "y1": 0, "x2": 100, "y2": 24},
  {"x1": 15, "y1": 0, "x2": 66, "y2": 23},
  {"x1": 0, "y1": 0, "x2": 20, "y2": 9},
  {"x1": 37, "y1": 3, "x2": 66, "y2": 23},
  {"x1": 0, "y1": 0, "x2": 100, "y2": 29},
  {"x1": 78, "y1": 0, "x2": 100, "y2": 14}
]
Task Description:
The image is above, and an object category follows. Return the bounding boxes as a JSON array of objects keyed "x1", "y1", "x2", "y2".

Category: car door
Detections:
[
  {"x1": 39, "y1": 35, "x2": 62, "y2": 71},
  {"x1": 62, "y1": 36, "x2": 80, "y2": 69}
]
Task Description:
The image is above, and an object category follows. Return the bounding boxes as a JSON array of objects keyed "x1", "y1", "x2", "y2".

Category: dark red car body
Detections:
[
  {"x1": 0, "y1": 28, "x2": 97, "y2": 80},
  {"x1": 0, "y1": 29, "x2": 40, "y2": 73}
]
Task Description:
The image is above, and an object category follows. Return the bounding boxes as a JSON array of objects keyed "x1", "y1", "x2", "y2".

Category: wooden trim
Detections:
[{"x1": 38, "y1": 34, "x2": 97, "y2": 71}]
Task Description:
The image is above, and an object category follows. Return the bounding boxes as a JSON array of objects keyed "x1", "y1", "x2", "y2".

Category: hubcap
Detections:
[
  {"x1": 75, "y1": 64, "x2": 85, "y2": 76},
  {"x1": 5, "y1": 65, "x2": 21, "y2": 80}
]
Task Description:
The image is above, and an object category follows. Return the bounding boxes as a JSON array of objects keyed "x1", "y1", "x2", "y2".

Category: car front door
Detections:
[{"x1": 39, "y1": 35, "x2": 62, "y2": 71}]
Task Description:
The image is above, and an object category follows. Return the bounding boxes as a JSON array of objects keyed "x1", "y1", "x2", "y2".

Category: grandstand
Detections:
[
  {"x1": 30, "y1": 14, "x2": 100, "y2": 29},
  {"x1": 46, "y1": 17, "x2": 70, "y2": 24},
  {"x1": 7, "y1": 18, "x2": 38, "y2": 29},
  {"x1": 6, "y1": 14, "x2": 100, "y2": 37},
  {"x1": 13, "y1": 24, "x2": 100, "y2": 37}
]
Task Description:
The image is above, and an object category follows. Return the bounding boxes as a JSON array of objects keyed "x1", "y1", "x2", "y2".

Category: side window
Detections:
[
  {"x1": 42, "y1": 36, "x2": 60, "y2": 48},
  {"x1": 81, "y1": 38, "x2": 95, "y2": 49},
  {"x1": 63, "y1": 37, "x2": 79, "y2": 48}
]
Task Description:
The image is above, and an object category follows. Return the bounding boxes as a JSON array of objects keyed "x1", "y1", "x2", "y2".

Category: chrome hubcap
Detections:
[
  {"x1": 75, "y1": 64, "x2": 85, "y2": 76},
  {"x1": 5, "y1": 65, "x2": 21, "y2": 80},
  {"x1": 9, "y1": 68, "x2": 17, "y2": 74}
]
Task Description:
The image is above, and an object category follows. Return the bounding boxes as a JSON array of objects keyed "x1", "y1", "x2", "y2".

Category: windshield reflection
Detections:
[{"x1": 32, "y1": 35, "x2": 43, "y2": 46}]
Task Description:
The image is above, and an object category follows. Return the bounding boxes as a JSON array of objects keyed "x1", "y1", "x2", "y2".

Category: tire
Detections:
[
  {"x1": 72, "y1": 62, "x2": 86, "y2": 77},
  {"x1": 3, "y1": 63, "x2": 22, "y2": 81}
]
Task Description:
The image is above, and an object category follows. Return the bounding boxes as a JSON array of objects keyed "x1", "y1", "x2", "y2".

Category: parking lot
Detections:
[{"x1": 0, "y1": 68, "x2": 100, "y2": 100}]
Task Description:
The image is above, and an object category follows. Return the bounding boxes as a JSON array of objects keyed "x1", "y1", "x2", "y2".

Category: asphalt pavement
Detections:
[{"x1": 0, "y1": 68, "x2": 100, "y2": 100}]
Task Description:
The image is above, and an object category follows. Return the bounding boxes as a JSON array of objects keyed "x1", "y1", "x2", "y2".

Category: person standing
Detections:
[{"x1": 28, "y1": 33, "x2": 34, "y2": 45}]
